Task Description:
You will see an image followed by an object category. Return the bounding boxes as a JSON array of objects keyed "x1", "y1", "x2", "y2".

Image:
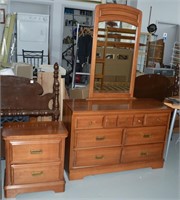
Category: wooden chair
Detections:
[{"x1": 22, "y1": 49, "x2": 44, "y2": 76}]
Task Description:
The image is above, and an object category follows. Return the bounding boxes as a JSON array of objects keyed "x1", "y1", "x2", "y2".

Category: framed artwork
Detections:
[{"x1": 0, "y1": 9, "x2": 5, "y2": 24}]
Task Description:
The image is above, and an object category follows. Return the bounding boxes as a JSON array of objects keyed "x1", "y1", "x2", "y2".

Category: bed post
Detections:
[
  {"x1": 172, "y1": 64, "x2": 179, "y2": 96},
  {"x1": 53, "y1": 63, "x2": 60, "y2": 121}
]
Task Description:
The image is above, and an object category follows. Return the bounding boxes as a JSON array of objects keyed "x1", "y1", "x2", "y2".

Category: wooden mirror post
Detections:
[{"x1": 88, "y1": 4, "x2": 142, "y2": 99}]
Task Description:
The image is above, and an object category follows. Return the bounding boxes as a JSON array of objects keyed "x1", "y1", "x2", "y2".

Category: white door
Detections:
[{"x1": 156, "y1": 21, "x2": 179, "y2": 66}]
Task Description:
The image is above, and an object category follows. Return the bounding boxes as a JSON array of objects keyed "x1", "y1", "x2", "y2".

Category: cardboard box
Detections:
[{"x1": 69, "y1": 86, "x2": 89, "y2": 99}]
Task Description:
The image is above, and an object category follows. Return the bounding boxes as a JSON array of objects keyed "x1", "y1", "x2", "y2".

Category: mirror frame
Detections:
[{"x1": 88, "y1": 4, "x2": 142, "y2": 100}]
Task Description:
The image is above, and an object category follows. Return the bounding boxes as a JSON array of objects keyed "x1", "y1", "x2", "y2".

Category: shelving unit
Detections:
[
  {"x1": 170, "y1": 41, "x2": 180, "y2": 68},
  {"x1": 137, "y1": 32, "x2": 151, "y2": 72},
  {"x1": 146, "y1": 38, "x2": 165, "y2": 68}
]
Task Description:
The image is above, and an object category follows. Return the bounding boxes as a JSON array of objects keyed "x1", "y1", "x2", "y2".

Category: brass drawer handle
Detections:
[
  {"x1": 31, "y1": 171, "x2": 43, "y2": 176},
  {"x1": 140, "y1": 152, "x2": 148, "y2": 156},
  {"x1": 143, "y1": 134, "x2": 151, "y2": 138},
  {"x1": 95, "y1": 155, "x2": 104, "y2": 159},
  {"x1": 96, "y1": 136, "x2": 105, "y2": 141},
  {"x1": 30, "y1": 149, "x2": 43, "y2": 154}
]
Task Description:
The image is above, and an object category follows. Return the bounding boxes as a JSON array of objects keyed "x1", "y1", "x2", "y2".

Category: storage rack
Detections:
[{"x1": 170, "y1": 41, "x2": 180, "y2": 68}]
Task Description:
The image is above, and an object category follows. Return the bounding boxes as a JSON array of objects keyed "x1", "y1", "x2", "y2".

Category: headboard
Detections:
[{"x1": 1, "y1": 63, "x2": 60, "y2": 121}]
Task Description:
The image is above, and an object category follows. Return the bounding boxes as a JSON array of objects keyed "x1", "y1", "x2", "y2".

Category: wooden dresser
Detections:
[
  {"x1": 63, "y1": 98, "x2": 171, "y2": 180},
  {"x1": 2, "y1": 121, "x2": 68, "y2": 198}
]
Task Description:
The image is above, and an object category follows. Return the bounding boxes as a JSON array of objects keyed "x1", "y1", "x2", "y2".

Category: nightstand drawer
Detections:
[
  {"x1": 123, "y1": 126, "x2": 166, "y2": 145},
  {"x1": 10, "y1": 140, "x2": 62, "y2": 163},
  {"x1": 11, "y1": 162, "x2": 62, "y2": 184},
  {"x1": 75, "y1": 129, "x2": 123, "y2": 148},
  {"x1": 73, "y1": 147, "x2": 121, "y2": 167},
  {"x1": 75, "y1": 116, "x2": 104, "y2": 129},
  {"x1": 145, "y1": 113, "x2": 169, "y2": 126},
  {"x1": 121, "y1": 143, "x2": 164, "y2": 163}
]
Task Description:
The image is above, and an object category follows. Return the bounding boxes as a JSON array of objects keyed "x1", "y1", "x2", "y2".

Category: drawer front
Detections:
[
  {"x1": 121, "y1": 143, "x2": 164, "y2": 163},
  {"x1": 73, "y1": 147, "x2": 121, "y2": 167},
  {"x1": 133, "y1": 114, "x2": 144, "y2": 126},
  {"x1": 75, "y1": 116, "x2": 104, "y2": 129},
  {"x1": 11, "y1": 162, "x2": 62, "y2": 184},
  {"x1": 10, "y1": 140, "x2": 62, "y2": 163},
  {"x1": 145, "y1": 113, "x2": 169, "y2": 126},
  {"x1": 103, "y1": 115, "x2": 118, "y2": 128},
  {"x1": 75, "y1": 129, "x2": 123, "y2": 148},
  {"x1": 117, "y1": 114, "x2": 133, "y2": 127},
  {"x1": 123, "y1": 126, "x2": 166, "y2": 145}
]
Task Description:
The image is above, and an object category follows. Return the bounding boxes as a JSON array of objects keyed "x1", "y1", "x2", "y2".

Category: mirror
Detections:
[{"x1": 88, "y1": 4, "x2": 142, "y2": 99}]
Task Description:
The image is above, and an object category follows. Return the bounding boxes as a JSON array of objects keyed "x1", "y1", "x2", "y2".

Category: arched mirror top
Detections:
[{"x1": 88, "y1": 4, "x2": 142, "y2": 100}]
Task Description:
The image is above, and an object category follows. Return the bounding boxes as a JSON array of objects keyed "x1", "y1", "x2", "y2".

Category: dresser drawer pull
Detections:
[
  {"x1": 31, "y1": 171, "x2": 43, "y2": 176},
  {"x1": 140, "y1": 152, "x2": 148, "y2": 156},
  {"x1": 143, "y1": 134, "x2": 151, "y2": 138},
  {"x1": 95, "y1": 155, "x2": 104, "y2": 160},
  {"x1": 30, "y1": 149, "x2": 43, "y2": 154},
  {"x1": 96, "y1": 136, "x2": 105, "y2": 141},
  {"x1": 137, "y1": 120, "x2": 142, "y2": 123}
]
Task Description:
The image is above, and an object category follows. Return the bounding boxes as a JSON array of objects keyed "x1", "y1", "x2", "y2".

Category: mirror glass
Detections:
[{"x1": 94, "y1": 21, "x2": 136, "y2": 93}]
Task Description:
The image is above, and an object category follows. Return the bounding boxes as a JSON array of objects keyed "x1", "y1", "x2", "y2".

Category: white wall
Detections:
[
  {"x1": 137, "y1": 0, "x2": 180, "y2": 32},
  {"x1": 2, "y1": 0, "x2": 180, "y2": 66},
  {"x1": 0, "y1": 2, "x2": 7, "y2": 44},
  {"x1": 137, "y1": 0, "x2": 180, "y2": 65}
]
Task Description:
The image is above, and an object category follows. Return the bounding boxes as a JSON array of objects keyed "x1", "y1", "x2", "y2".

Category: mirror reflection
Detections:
[{"x1": 94, "y1": 21, "x2": 136, "y2": 93}]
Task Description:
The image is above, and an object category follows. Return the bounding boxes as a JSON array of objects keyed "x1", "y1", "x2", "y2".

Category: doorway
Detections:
[
  {"x1": 62, "y1": 7, "x2": 93, "y2": 86},
  {"x1": 156, "y1": 21, "x2": 179, "y2": 66}
]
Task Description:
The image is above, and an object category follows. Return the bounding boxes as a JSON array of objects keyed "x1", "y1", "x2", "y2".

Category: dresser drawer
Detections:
[
  {"x1": 103, "y1": 115, "x2": 118, "y2": 128},
  {"x1": 75, "y1": 129, "x2": 123, "y2": 148},
  {"x1": 121, "y1": 143, "x2": 164, "y2": 163},
  {"x1": 73, "y1": 147, "x2": 121, "y2": 167},
  {"x1": 117, "y1": 114, "x2": 133, "y2": 127},
  {"x1": 145, "y1": 113, "x2": 169, "y2": 126},
  {"x1": 123, "y1": 126, "x2": 166, "y2": 145},
  {"x1": 10, "y1": 140, "x2": 62, "y2": 163},
  {"x1": 75, "y1": 116, "x2": 104, "y2": 129},
  {"x1": 11, "y1": 162, "x2": 62, "y2": 184},
  {"x1": 133, "y1": 114, "x2": 145, "y2": 126}
]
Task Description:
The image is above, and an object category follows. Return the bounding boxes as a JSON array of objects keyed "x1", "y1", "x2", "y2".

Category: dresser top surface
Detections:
[
  {"x1": 64, "y1": 98, "x2": 171, "y2": 112},
  {"x1": 2, "y1": 121, "x2": 68, "y2": 138}
]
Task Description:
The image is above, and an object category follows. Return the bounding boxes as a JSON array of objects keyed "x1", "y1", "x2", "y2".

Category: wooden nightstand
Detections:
[{"x1": 2, "y1": 121, "x2": 68, "y2": 198}]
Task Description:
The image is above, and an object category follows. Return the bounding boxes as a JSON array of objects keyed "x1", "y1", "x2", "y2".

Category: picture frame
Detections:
[{"x1": 0, "y1": 9, "x2": 5, "y2": 24}]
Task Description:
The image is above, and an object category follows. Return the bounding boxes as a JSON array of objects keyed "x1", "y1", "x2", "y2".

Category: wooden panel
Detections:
[
  {"x1": 74, "y1": 147, "x2": 121, "y2": 167},
  {"x1": 123, "y1": 126, "x2": 167, "y2": 145},
  {"x1": 117, "y1": 114, "x2": 133, "y2": 127},
  {"x1": 75, "y1": 129, "x2": 123, "y2": 148},
  {"x1": 11, "y1": 162, "x2": 62, "y2": 184},
  {"x1": 121, "y1": 143, "x2": 164, "y2": 163},
  {"x1": 103, "y1": 115, "x2": 118, "y2": 128}
]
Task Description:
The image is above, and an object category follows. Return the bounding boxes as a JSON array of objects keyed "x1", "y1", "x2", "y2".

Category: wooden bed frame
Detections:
[
  {"x1": 1, "y1": 63, "x2": 61, "y2": 159},
  {"x1": 1, "y1": 63, "x2": 60, "y2": 121}
]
